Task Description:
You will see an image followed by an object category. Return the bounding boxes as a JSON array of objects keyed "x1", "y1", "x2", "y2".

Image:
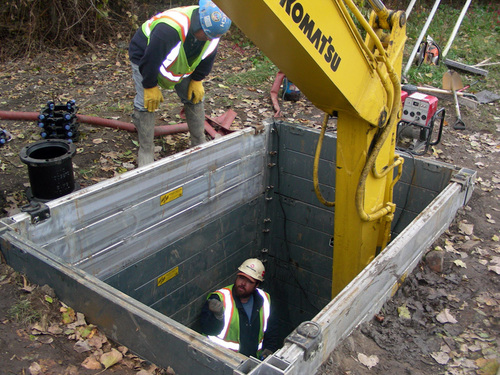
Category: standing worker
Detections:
[
  {"x1": 201, "y1": 258, "x2": 279, "y2": 359},
  {"x1": 128, "y1": 0, "x2": 231, "y2": 167}
]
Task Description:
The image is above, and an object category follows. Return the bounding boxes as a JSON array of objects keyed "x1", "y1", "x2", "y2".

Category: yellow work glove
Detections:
[
  {"x1": 144, "y1": 86, "x2": 164, "y2": 112},
  {"x1": 188, "y1": 80, "x2": 205, "y2": 104}
]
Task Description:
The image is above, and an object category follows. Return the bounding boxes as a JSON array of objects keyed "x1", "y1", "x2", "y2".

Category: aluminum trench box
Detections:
[{"x1": 0, "y1": 121, "x2": 475, "y2": 375}]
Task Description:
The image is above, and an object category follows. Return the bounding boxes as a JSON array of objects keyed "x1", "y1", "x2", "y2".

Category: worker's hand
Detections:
[
  {"x1": 144, "y1": 86, "x2": 164, "y2": 112},
  {"x1": 261, "y1": 349, "x2": 273, "y2": 360},
  {"x1": 188, "y1": 80, "x2": 205, "y2": 104},
  {"x1": 208, "y1": 299, "x2": 224, "y2": 321}
]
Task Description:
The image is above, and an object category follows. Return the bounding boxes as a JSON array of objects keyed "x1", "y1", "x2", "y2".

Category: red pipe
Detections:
[
  {"x1": 0, "y1": 110, "x2": 237, "y2": 138},
  {"x1": 0, "y1": 110, "x2": 190, "y2": 136}
]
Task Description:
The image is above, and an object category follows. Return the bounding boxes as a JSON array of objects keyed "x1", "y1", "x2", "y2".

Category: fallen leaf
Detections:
[
  {"x1": 476, "y1": 293, "x2": 497, "y2": 306},
  {"x1": 48, "y1": 325, "x2": 63, "y2": 335},
  {"x1": 39, "y1": 336, "x2": 54, "y2": 344},
  {"x1": 21, "y1": 275, "x2": 36, "y2": 292},
  {"x1": 62, "y1": 307, "x2": 76, "y2": 324},
  {"x1": 100, "y1": 348, "x2": 123, "y2": 369},
  {"x1": 117, "y1": 346, "x2": 128, "y2": 355},
  {"x1": 492, "y1": 235, "x2": 499, "y2": 242},
  {"x1": 436, "y1": 309, "x2": 458, "y2": 324},
  {"x1": 74, "y1": 340, "x2": 92, "y2": 353},
  {"x1": 81, "y1": 356, "x2": 102, "y2": 370},
  {"x1": 488, "y1": 265, "x2": 500, "y2": 274},
  {"x1": 79, "y1": 325, "x2": 96, "y2": 339},
  {"x1": 454, "y1": 259, "x2": 467, "y2": 268},
  {"x1": 458, "y1": 221, "x2": 474, "y2": 235},
  {"x1": 29, "y1": 362, "x2": 43, "y2": 375},
  {"x1": 457, "y1": 358, "x2": 478, "y2": 369},
  {"x1": 431, "y1": 351, "x2": 450, "y2": 365},
  {"x1": 31, "y1": 323, "x2": 45, "y2": 334},
  {"x1": 475, "y1": 358, "x2": 499, "y2": 375},
  {"x1": 397, "y1": 304, "x2": 411, "y2": 319},
  {"x1": 88, "y1": 333, "x2": 107, "y2": 349},
  {"x1": 357, "y1": 353, "x2": 379, "y2": 369}
]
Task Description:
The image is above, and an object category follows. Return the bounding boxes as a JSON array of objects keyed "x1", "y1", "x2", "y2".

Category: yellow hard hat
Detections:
[{"x1": 238, "y1": 258, "x2": 265, "y2": 282}]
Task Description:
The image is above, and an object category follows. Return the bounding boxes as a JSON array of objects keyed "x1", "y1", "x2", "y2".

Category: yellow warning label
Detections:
[
  {"x1": 157, "y1": 266, "x2": 179, "y2": 287},
  {"x1": 160, "y1": 187, "x2": 183, "y2": 206}
]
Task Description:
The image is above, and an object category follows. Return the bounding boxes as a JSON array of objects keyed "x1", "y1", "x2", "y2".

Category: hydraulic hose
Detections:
[
  {"x1": 342, "y1": 0, "x2": 404, "y2": 222},
  {"x1": 0, "y1": 110, "x2": 189, "y2": 137},
  {"x1": 313, "y1": 113, "x2": 335, "y2": 207}
]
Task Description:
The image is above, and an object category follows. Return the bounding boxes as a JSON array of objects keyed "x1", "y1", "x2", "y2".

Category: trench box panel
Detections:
[
  {"x1": 263, "y1": 122, "x2": 459, "y2": 339},
  {"x1": 0, "y1": 122, "x2": 467, "y2": 373}
]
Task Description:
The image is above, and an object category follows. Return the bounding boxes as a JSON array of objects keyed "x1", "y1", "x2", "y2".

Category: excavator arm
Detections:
[{"x1": 215, "y1": 0, "x2": 407, "y2": 297}]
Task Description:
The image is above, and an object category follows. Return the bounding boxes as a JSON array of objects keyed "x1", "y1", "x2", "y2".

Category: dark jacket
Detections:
[
  {"x1": 201, "y1": 285, "x2": 279, "y2": 358},
  {"x1": 128, "y1": 8, "x2": 217, "y2": 89}
]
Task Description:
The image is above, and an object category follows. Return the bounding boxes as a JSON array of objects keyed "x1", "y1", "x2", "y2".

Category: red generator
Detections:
[
  {"x1": 402, "y1": 92, "x2": 438, "y2": 127},
  {"x1": 397, "y1": 89, "x2": 445, "y2": 155}
]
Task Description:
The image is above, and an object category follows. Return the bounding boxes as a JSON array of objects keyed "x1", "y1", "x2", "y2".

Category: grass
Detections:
[
  {"x1": 225, "y1": 2, "x2": 498, "y2": 95},
  {"x1": 402, "y1": 2, "x2": 499, "y2": 92},
  {"x1": 225, "y1": 51, "x2": 278, "y2": 87},
  {"x1": 223, "y1": 26, "x2": 279, "y2": 87},
  {"x1": 8, "y1": 298, "x2": 41, "y2": 325}
]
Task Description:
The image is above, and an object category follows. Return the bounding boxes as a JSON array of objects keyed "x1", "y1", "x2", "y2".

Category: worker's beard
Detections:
[{"x1": 234, "y1": 283, "x2": 255, "y2": 300}]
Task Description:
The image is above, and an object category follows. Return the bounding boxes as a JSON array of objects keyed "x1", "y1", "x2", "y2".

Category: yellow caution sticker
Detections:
[
  {"x1": 157, "y1": 266, "x2": 179, "y2": 287},
  {"x1": 160, "y1": 187, "x2": 183, "y2": 206}
]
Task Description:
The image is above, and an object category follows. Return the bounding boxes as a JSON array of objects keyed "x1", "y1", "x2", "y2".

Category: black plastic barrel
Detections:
[{"x1": 20, "y1": 139, "x2": 77, "y2": 201}]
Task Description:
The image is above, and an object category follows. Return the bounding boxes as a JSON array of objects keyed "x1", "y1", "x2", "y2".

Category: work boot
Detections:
[
  {"x1": 132, "y1": 109, "x2": 155, "y2": 167},
  {"x1": 184, "y1": 102, "x2": 206, "y2": 147}
]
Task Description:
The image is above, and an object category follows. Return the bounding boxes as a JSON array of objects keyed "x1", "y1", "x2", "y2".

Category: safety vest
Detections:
[
  {"x1": 207, "y1": 285, "x2": 271, "y2": 357},
  {"x1": 141, "y1": 6, "x2": 220, "y2": 89}
]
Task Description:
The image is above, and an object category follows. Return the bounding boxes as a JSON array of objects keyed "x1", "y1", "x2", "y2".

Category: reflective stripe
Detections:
[
  {"x1": 257, "y1": 289, "x2": 271, "y2": 332},
  {"x1": 159, "y1": 38, "x2": 219, "y2": 83},
  {"x1": 256, "y1": 289, "x2": 270, "y2": 352},
  {"x1": 144, "y1": 10, "x2": 190, "y2": 39},
  {"x1": 207, "y1": 287, "x2": 240, "y2": 352},
  {"x1": 202, "y1": 38, "x2": 220, "y2": 59},
  {"x1": 148, "y1": 8, "x2": 219, "y2": 88},
  {"x1": 217, "y1": 288, "x2": 233, "y2": 340},
  {"x1": 207, "y1": 286, "x2": 270, "y2": 354},
  {"x1": 159, "y1": 42, "x2": 184, "y2": 82}
]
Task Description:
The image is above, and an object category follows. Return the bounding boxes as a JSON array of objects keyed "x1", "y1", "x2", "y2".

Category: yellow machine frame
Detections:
[{"x1": 215, "y1": 0, "x2": 407, "y2": 297}]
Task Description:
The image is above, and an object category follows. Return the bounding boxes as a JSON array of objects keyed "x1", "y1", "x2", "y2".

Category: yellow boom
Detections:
[{"x1": 215, "y1": 0, "x2": 407, "y2": 297}]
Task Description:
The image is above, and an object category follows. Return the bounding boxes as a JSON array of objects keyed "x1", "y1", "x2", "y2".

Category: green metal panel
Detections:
[
  {"x1": 0, "y1": 232, "x2": 244, "y2": 375},
  {"x1": 392, "y1": 153, "x2": 458, "y2": 236},
  {"x1": 105, "y1": 199, "x2": 264, "y2": 327},
  {"x1": 0, "y1": 121, "x2": 472, "y2": 375}
]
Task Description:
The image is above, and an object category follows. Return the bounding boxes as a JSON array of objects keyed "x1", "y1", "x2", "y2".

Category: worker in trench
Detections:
[
  {"x1": 201, "y1": 258, "x2": 279, "y2": 359},
  {"x1": 128, "y1": 0, "x2": 231, "y2": 167}
]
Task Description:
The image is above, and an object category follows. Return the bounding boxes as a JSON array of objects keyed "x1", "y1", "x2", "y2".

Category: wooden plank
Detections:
[{"x1": 444, "y1": 58, "x2": 488, "y2": 76}]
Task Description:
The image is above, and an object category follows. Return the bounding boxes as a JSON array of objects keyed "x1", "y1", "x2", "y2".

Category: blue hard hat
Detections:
[{"x1": 199, "y1": 0, "x2": 232, "y2": 39}]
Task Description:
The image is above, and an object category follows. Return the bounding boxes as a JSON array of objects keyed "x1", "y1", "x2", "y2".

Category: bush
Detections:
[{"x1": 0, "y1": 0, "x2": 136, "y2": 60}]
